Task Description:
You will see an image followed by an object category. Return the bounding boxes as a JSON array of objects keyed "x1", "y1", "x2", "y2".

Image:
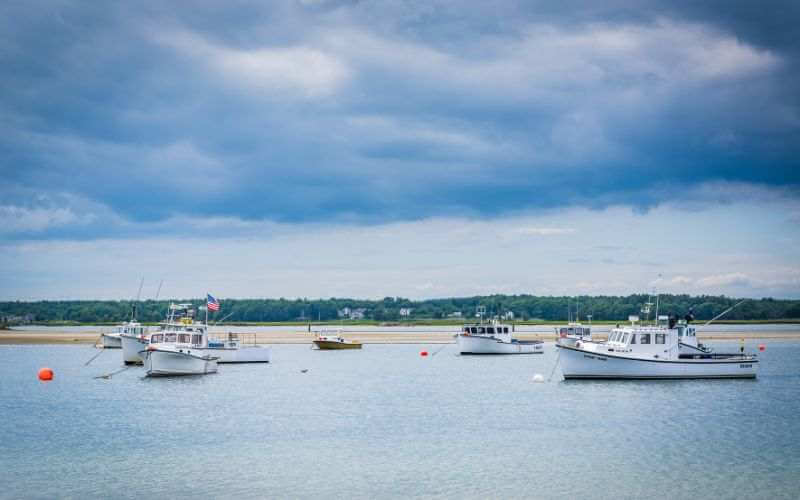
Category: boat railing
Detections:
[{"x1": 208, "y1": 331, "x2": 259, "y2": 346}]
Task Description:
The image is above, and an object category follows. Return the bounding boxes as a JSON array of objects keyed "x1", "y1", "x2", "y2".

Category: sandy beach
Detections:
[{"x1": 2, "y1": 328, "x2": 800, "y2": 345}]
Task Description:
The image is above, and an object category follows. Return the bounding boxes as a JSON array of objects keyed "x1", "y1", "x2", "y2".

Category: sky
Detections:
[{"x1": 1, "y1": 1, "x2": 798, "y2": 300}]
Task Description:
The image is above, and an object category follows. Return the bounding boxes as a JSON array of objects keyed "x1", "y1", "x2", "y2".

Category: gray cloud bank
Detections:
[{"x1": 1, "y1": 1, "x2": 799, "y2": 239}]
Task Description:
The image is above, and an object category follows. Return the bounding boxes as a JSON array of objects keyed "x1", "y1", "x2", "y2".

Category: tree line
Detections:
[{"x1": 1, "y1": 294, "x2": 799, "y2": 324}]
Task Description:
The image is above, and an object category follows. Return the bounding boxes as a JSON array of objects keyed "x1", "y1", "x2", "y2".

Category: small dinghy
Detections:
[{"x1": 312, "y1": 330, "x2": 362, "y2": 350}]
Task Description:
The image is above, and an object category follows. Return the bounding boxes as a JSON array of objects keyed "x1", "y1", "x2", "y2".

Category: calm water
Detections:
[{"x1": 1, "y1": 341, "x2": 799, "y2": 499}]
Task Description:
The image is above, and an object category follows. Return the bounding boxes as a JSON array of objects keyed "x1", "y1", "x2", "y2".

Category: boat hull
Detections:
[
  {"x1": 457, "y1": 335, "x2": 543, "y2": 354},
  {"x1": 101, "y1": 333, "x2": 122, "y2": 349},
  {"x1": 143, "y1": 348, "x2": 218, "y2": 376},
  {"x1": 313, "y1": 340, "x2": 362, "y2": 350},
  {"x1": 208, "y1": 345, "x2": 272, "y2": 363},
  {"x1": 558, "y1": 344, "x2": 758, "y2": 379},
  {"x1": 120, "y1": 334, "x2": 147, "y2": 364}
]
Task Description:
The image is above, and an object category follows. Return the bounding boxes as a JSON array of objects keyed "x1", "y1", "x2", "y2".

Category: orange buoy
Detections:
[
  {"x1": 420, "y1": 350, "x2": 429, "y2": 357},
  {"x1": 759, "y1": 344, "x2": 766, "y2": 352},
  {"x1": 38, "y1": 367, "x2": 54, "y2": 381}
]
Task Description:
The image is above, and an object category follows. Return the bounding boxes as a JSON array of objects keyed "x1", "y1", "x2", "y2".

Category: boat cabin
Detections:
[
  {"x1": 114, "y1": 323, "x2": 145, "y2": 336},
  {"x1": 462, "y1": 322, "x2": 513, "y2": 342},
  {"x1": 604, "y1": 326, "x2": 677, "y2": 357},
  {"x1": 150, "y1": 303, "x2": 209, "y2": 348},
  {"x1": 557, "y1": 323, "x2": 591, "y2": 339}
]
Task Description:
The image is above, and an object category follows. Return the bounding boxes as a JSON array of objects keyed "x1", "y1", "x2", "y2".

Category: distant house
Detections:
[
  {"x1": 501, "y1": 311, "x2": 515, "y2": 320},
  {"x1": 399, "y1": 308, "x2": 413, "y2": 317},
  {"x1": 447, "y1": 311, "x2": 462, "y2": 318},
  {"x1": 339, "y1": 307, "x2": 367, "y2": 320}
]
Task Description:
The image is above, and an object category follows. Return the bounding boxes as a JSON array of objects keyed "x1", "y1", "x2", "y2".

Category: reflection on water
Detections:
[{"x1": 1, "y1": 342, "x2": 799, "y2": 499}]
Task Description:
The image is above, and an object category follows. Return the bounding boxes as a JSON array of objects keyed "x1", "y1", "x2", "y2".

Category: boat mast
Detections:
[{"x1": 131, "y1": 277, "x2": 144, "y2": 322}]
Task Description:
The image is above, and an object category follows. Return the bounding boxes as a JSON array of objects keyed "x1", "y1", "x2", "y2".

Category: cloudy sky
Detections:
[{"x1": 1, "y1": 1, "x2": 798, "y2": 300}]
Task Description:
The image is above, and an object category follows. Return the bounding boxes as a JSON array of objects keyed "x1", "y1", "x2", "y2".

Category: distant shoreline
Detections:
[
  {"x1": 2, "y1": 329, "x2": 799, "y2": 345},
  {"x1": 8, "y1": 319, "x2": 800, "y2": 328}
]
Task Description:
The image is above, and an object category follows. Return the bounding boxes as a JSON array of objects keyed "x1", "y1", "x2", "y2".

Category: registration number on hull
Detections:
[{"x1": 584, "y1": 354, "x2": 607, "y2": 361}]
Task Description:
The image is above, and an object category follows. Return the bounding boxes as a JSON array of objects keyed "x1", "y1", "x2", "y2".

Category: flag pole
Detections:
[{"x1": 205, "y1": 293, "x2": 209, "y2": 326}]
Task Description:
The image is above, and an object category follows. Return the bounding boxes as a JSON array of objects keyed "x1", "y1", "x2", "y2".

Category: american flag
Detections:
[{"x1": 207, "y1": 293, "x2": 220, "y2": 312}]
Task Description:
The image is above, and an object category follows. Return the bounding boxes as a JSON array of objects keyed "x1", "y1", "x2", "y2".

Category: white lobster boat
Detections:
[
  {"x1": 119, "y1": 324, "x2": 152, "y2": 364},
  {"x1": 557, "y1": 314, "x2": 758, "y2": 380},
  {"x1": 101, "y1": 331, "x2": 122, "y2": 348},
  {"x1": 457, "y1": 320, "x2": 543, "y2": 354},
  {"x1": 141, "y1": 304, "x2": 217, "y2": 376},
  {"x1": 143, "y1": 344, "x2": 218, "y2": 376}
]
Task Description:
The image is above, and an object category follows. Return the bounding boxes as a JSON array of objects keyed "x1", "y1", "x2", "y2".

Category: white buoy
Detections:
[{"x1": 532, "y1": 373, "x2": 544, "y2": 383}]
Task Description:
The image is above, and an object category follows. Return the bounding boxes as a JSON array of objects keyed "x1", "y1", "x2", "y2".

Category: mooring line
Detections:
[
  {"x1": 94, "y1": 365, "x2": 132, "y2": 380},
  {"x1": 84, "y1": 347, "x2": 106, "y2": 366},
  {"x1": 547, "y1": 347, "x2": 562, "y2": 382}
]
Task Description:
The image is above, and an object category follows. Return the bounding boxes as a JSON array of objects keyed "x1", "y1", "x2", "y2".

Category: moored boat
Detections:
[
  {"x1": 206, "y1": 333, "x2": 272, "y2": 363},
  {"x1": 143, "y1": 344, "x2": 218, "y2": 376},
  {"x1": 312, "y1": 330, "x2": 362, "y2": 350},
  {"x1": 457, "y1": 320, "x2": 543, "y2": 354},
  {"x1": 141, "y1": 301, "x2": 271, "y2": 375},
  {"x1": 557, "y1": 313, "x2": 758, "y2": 379},
  {"x1": 101, "y1": 331, "x2": 123, "y2": 348},
  {"x1": 119, "y1": 323, "x2": 151, "y2": 364}
]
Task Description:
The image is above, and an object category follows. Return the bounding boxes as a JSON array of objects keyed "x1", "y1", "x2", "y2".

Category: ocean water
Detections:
[{"x1": 1, "y1": 341, "x2": 798, "y2": 499}]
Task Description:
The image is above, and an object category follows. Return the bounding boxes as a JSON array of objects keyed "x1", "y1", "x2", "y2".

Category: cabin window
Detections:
[
  {"x1": 560, "y1": 328, "x2": 567, "y2": 335},
  {"x1": 186, "y1": 328, "x2": 193, "y2": 332},
  {"x1": 655, "y1": 333, "x2": 665, "y2": 344},
  {"x1": 487, "y1": 327, "x2": 495, "y2": 334},
  {"x1": 504, "y1": 327, "x2": 509, "y2": 333},
  {"x1": 151, "y1": 334, "x2": 163, "y2": 343},
  {"x1": 464, "y1": 328, "x2": 470, "y2": 334},
  {"x1": 178, "y1": 334, "x2": 190, "y2": 343},
  {"x1": 622, "y1": 333, "x2": 629, "y2": 344},
  {"x1": 640, "y1": 333, "x2": 650, "y2": 344},
  {"x1": 165, "y1": 333, "x2": 177, "y2": 343},
  {"x1": 470, "y1": 327, "x2": 477, "y2": 334},
  {"x1": 191, "y1": 334, "x2": 201, "y2": 345},
  {"x1": 568, "y1": 328, "x2": 574, "y2": 335},
  {"x1": 478, "y1": 327, "x2": 485, "y2": 334},
  {"x1": 630, "y1": 334, "x2": 636, "y2": 344}
]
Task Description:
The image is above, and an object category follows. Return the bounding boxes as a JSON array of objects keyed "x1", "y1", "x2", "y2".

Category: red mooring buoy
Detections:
[
  {"x1": 38, "y1": 367, "x2": 54, "y2": 381},
  {"x1": 420, "y1": 351, "x2": 429, "y2": 357},
  {"x1": 759, "y1": 344, "x2": 766, "y2": 352}
]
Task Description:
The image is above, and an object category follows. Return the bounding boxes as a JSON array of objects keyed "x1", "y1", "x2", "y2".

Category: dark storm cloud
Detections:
[{"x1": 1, "y1": 0, "x2": 798, "y2": 239}]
